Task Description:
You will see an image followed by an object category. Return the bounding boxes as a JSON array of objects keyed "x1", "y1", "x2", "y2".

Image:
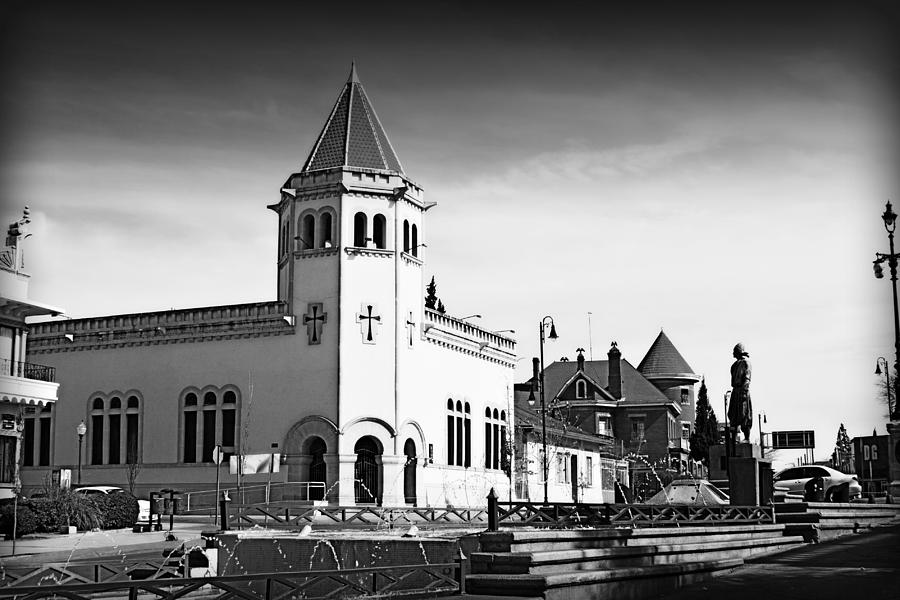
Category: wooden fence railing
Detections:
[{"x1": 0, "y1": 563, "x2": 460, "y2": 598}]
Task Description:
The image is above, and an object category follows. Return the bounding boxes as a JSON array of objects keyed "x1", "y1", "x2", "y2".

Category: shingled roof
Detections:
[
  {"x1": 541, "y1": 359, "x2": 670, "y2": 406},
  {"x1": 637, "y1": 330, "x2": 696, "y2": 376},
  {"x1": 301, "y1": 64, "x2": 404, "y2": 175}
]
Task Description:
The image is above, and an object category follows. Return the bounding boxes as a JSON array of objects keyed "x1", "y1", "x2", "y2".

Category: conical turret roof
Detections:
[
  {"x1": 301, "y1": 64, "x2": 404, "y2": 175},
  {"x1": 637, "y1": 330, "x2": 696, "y2": 376}
]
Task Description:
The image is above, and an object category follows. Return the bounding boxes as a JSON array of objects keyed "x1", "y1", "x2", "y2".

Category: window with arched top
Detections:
[
  {"x1": 87, "y1": 392, "x2": 143, "y2": 466},
  {"x1": 319, "y1": 211, "x2": 334, "y2": 248},
  {"x1": 301, "y1": 213, "x2": 316, "y2": 250},
  {"x1": 373, "y1": 214, "x2": 387, "y2": 249},
  {"x1": 484, "y1": 406, "x2": 508, "y2": 471},
  {"x1": 182, "y1": 387, "x2": 240, "y2": 463},
  {"x1": 403, "y1": 220, "x2": 410, "y2": 252},
  {"x1": 447, "y1": 399, "x2": 471, "y2": 467},
  {"x1": 354, "y1": 212, "x2": 368, "y2": 247},
  {"x1": 411, "y1": 224, "x2": 418, "y2": 256},
  {"x1": 576, "y1": 380, "x2": 587, "y2": 399}
]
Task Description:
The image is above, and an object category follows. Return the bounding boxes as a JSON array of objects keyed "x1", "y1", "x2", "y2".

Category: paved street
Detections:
[{"x1": 655, "y1": 523, "x2": 900, "y2": 600}]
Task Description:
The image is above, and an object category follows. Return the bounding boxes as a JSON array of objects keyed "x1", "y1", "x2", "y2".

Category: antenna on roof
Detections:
[{"x1": 587, "y1": 312, "x2": 594, "y2": 361}]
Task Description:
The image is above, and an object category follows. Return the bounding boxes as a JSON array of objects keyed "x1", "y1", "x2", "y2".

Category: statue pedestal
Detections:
[
  {"x1": 729, "y1": 444, "x2": 773, "y2": 506},
  {"x1": 886, "y1": 421, "x2": 900, "y2": 500}
]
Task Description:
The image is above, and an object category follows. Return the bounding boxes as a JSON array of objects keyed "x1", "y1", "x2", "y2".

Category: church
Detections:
[{"x1": 22, "y1": 65, "x2": 517, "y2": 507}]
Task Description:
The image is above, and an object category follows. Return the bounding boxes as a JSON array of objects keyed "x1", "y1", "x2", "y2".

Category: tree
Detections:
[
  {"x1": 833, "y1": 423, "x2": 852, "y2": 472},
  {"x1": 689, "y1": 378, "x2": 720, "y2": 465},
  {"x1": 876, "y1": 363, "x2": 898, "y2": 418},
  {"x1": 425, "y1": 276, "x2": 438, "y2": 310},
  {"x1": 436, "y1": 299, "x2": 446, "y2": 314}
]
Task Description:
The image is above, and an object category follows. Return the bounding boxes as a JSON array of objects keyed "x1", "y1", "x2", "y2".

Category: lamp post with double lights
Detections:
[
  {"x1": 528, "y1": 316, "x2": 558, "y2": 504},
  {"x1": 76, "y1": 420, "x2": 87, "y2": 485},
  {"x1": 873, "y1": 201, "x2": 900, "y2": 420},
  {"x1": 876, "y1": 357, "x2": 893, "y2": 417}
]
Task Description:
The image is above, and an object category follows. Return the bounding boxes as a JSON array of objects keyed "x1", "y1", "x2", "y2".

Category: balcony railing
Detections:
[{"x1": 0, "y1": 359, "x2": 56, "y2": 383}]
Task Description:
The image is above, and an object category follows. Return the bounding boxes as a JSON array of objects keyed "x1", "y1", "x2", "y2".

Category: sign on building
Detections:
[{"x1": 771, "y1": 430, "x2": 815, "y2": 449}]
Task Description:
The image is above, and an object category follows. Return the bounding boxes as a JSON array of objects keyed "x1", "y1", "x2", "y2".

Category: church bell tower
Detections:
[{"x1": 268, "y1": 64, "x2": 432, "y2": 504}]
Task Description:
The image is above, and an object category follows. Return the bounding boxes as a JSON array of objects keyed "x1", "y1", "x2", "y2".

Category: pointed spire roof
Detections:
[
  {"x1": 637, "y1": 330, "x2": 697, "y2": 377},
  {"x1": 301, "y1": 63, "x2": 404, "y2": 175}
]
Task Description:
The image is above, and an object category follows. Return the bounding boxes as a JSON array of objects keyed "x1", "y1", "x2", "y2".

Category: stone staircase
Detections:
[
  {"x1": 775, "y1": 501, "x2": 900, "y2": 542},
  {"x1": 464, "y1": 524, "x2": 804, "y2": 600}
]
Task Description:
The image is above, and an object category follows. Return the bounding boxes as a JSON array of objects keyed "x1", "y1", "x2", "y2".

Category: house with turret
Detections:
[{"x1": 525, "y1": 331, "x2": 702, "y2": 484}]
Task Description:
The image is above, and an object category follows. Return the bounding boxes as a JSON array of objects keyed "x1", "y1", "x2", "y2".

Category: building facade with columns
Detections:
[
  {"x1": 23, "y1": 66, "x2": 516, "y2": 507},
  {"x1": 1, "y1": 209, "x2": 63, "y2": 500}
]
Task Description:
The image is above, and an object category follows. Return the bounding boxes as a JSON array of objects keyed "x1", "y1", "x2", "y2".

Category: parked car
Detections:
[
  {"x1": 773, "y1": 466, "x2": 861, "y2": 502},
  {"x1": 75, "y1": 486, "x2": 151, "y2": 523}
]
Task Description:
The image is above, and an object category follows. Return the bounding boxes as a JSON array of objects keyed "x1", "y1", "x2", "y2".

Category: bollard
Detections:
[
  {"x1": 456, "y1": 546, "x2": 467, "y2": 594},
  {"x1": 219, "y1": 490, "x2": 231, "y2": 531},
  {"x1": 487, "y1": 487, "x2": 498, "y2": 532}
]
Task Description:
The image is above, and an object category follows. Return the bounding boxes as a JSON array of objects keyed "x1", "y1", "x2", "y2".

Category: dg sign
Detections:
[{"x1": 771, "y1": 430, "x2": 816, "y2": 450}]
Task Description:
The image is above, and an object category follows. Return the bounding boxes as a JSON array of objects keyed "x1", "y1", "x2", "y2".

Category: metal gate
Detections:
[{"x1": 355, "y1": 449, "x2": 379, "y2": 504}]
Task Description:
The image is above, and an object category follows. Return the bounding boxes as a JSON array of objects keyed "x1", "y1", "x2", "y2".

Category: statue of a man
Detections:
[{"x1": 728, "y1": 343, "x2": 752, "y2": 441}]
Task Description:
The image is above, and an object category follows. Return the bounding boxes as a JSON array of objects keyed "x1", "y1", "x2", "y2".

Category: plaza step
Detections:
[
  {"x1": 471, "y1": 534, "x2": 805, "y2": 574},
  {"x1": 479, "y1": 523, "x2": 787, "y2": 553},
  {"x1": 774, "y1": 502, "x2": 900, "y2": 542},
  {"x1": 465, "y1": 558, "x2": 744, "y2": 599},
  {"x1": 467, "y1": 524, "x2": 800, "y2": 599}
]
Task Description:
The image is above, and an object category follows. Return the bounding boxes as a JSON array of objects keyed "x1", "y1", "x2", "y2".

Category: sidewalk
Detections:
[
  {"x1": 0, "y1": 519, "x2": 209, "y2": 566},
  {"x1": 651, "y1": 522, "x2": 900, "y2": 599}
]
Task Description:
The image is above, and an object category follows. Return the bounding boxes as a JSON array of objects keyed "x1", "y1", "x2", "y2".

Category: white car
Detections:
[
  {"x1": 773, "y1": 466, "x2": 862, "y2": 502},
  {"x1": 75, "y1": 486, "x2": 151, "y2": 523}
]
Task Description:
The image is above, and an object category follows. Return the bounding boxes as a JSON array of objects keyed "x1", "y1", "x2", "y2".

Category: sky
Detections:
[{"x1": 2, "y1": 1, "x2": 898, "y2": 469}]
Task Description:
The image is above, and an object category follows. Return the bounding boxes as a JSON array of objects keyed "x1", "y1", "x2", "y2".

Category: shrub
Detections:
[
  {"x1": 51, "y1": 489, "x2": 102, "y2": 531},
  {"x1": 28, "y1": 497, "x2": 60, "y2": 533},
  {"x1": 93, "y1": 492, "x2": 139, "y2": 529},
  {"x1": 0, "y1": 501, "x2": 38, "y2": 538}
]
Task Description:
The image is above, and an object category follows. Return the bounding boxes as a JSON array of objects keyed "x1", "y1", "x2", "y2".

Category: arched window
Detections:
[
  {"x1": 446, "y1": 399, "x2": 471, "y2": 467},
  {"x1": 87, "y1": 392, "x2": 143, "y2": 466},
  {"x1": 484, "y1": 407, "x2": 508, "y2": 471},
  {"x1": 182, "y1": 387, "x2": 240, "y2": 463},
  {"x1": 411, "y1": 224, "x2": 418, "y2": 256},
  {"x1": 319, "y1": 212, "x2": 333, "y2": 248},
  {"x1": 373, "y1": 214, "x2": 386, "y2": 249},
  {"x1": 90, "y1": 398, "x2": 104, "y2": 466},
  {"x1": 354, "y1": 212, "x2": 368, "y2": 247},
  {"x1": 576, "y1": 380, "x2": 586, "y2": 399},
  {"x1": 302, "y1": 214, "x2": 316, "y2": 250},
  {"x1": 403, "y1": 220, "x2": 410, "y2": 252}
]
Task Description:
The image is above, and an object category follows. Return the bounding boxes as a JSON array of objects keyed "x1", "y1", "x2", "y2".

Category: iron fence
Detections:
[
  {"x1": 0, "y1": 358, "x2": 55, "y2": 382},
  {"x1": 0, "y1": 563, "x2": 460, "y2": 599},
  {"x1": 226, "y1": 503, "x2": 487, "y2": 529},
  {"x1": 491, "y1": 500, "x2": 774, "y2": 529}
]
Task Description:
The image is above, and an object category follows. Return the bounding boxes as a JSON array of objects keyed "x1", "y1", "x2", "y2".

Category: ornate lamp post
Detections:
[
  {"x1": 873, "y1": 201, "x2": 900, "y2": 420},
  {"x1": 528, "y1": 316, "x2": 558, "y2": 504},
  {"x1": 876, "y1": 357, "x2": 893, "y2": 417},
  {"x1": 76, "y1": 420, "x2": 87, "y2": 485}
]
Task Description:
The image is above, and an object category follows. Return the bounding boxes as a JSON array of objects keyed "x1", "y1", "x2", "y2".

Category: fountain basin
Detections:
[{"x1": 216, "y1": 530, "x2": 455, "y2": 575}]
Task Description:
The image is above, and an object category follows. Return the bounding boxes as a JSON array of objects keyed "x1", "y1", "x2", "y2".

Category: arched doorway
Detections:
[
  {"x1": 308, "y1": 437, "x2": 327, "y2": 500},
  {"x1": 354, "y1": 436, "x2": 381, "y2": 504},
  {"x1": 403, "y1": 438, "x2": 417, "y2": 505}
]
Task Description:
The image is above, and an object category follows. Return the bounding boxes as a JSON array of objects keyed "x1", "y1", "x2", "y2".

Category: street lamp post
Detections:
[
  {"x1": 528, "y1": 316, "x2": 558, "y2": 504},
  {"x1": 876, "y1": 357, "x2": 893, "y2": 417},
  {"x1": 758, "y1": 412, "x2": 767, "y2": 458},
  {"x1": 76, "y1": 420, "x2": 87, "y2": 486},
  {"x1": 723, "y1": 391, "x2": 731, "y2": 477},
  {"x1": 873, "y1": 201, "x2": 900, "y2": 420}
]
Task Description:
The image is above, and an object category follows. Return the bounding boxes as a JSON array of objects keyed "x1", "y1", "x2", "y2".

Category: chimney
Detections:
[
  {"x1": 532, "y1": 357, "x2": 540, "y2": 382},
  {"x1": 576, "y1": 348, "x2": 585, "y2": 371},
  {"x1": 607, "y1": 341, "x2": 622, "y2": 399}
]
